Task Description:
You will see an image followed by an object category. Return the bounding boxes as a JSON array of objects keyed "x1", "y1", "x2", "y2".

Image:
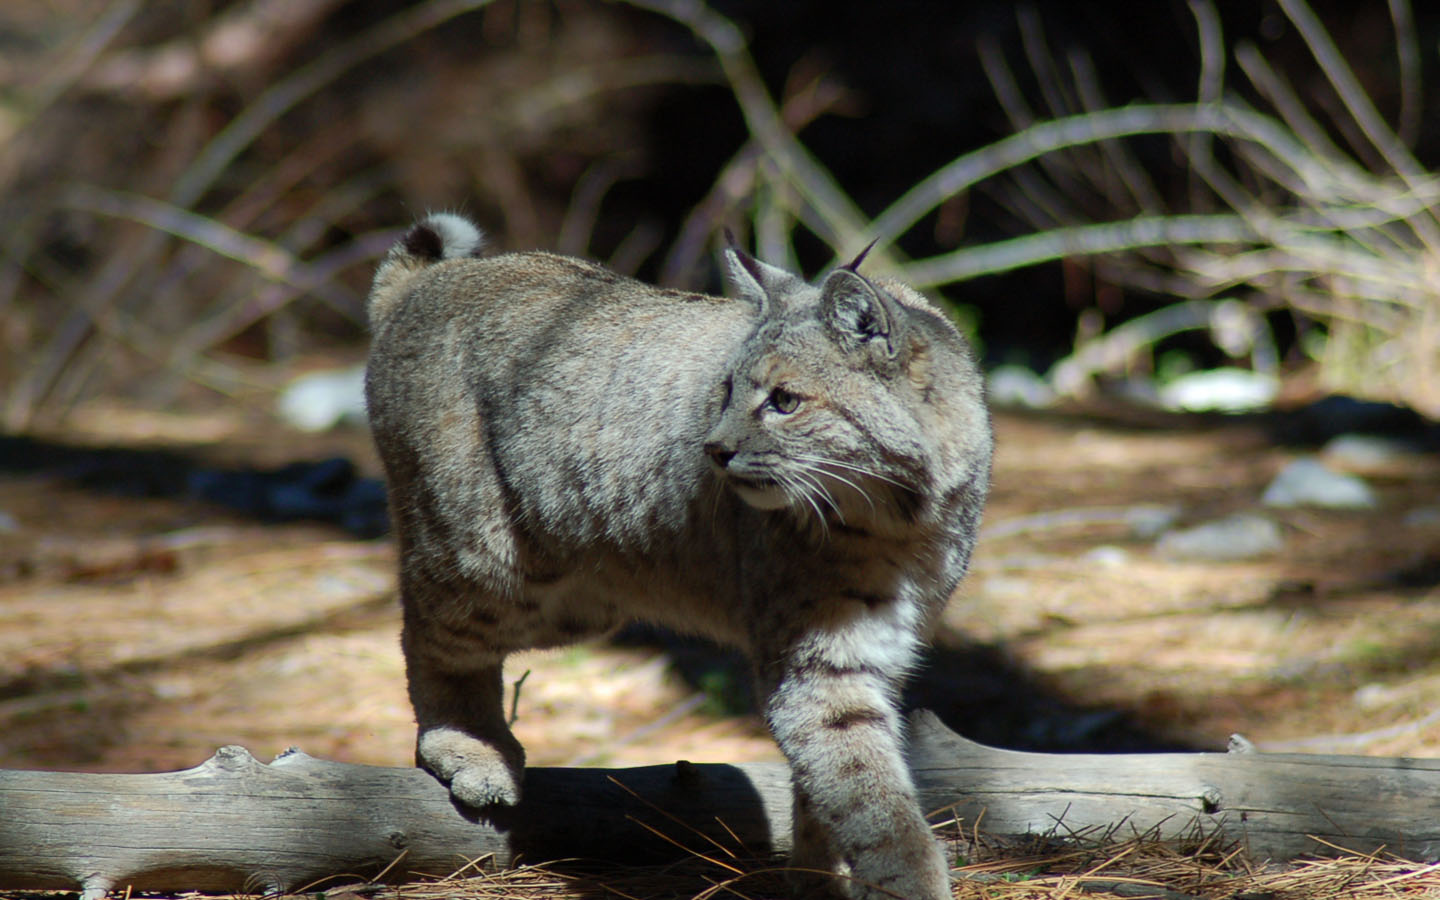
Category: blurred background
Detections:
[
  {"x1": 1, "y1": 0, "x2": 1439, "y2": 779},
  {"x1": 4, "y1": 0, "x2": 1439, "y2": 426}
]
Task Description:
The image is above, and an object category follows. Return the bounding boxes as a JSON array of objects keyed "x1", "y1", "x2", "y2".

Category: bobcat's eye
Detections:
[
  {"x1": 767, "y1": 387, "x2": 801, "y2": 415},
  {"x1": 719, "y1": 376, "x2": 733, "y2": 410}
]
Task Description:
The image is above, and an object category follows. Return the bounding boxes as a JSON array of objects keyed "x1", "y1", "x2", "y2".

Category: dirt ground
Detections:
[{"x1": 2, "y1": 393, "x2": 1438, "y2": 779}]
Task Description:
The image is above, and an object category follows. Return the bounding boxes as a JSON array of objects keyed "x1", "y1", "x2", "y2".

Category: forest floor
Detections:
[
  {"x1": 4, "y1": 386, "x2": 1440, "y2": 900},
  {"x1": 4, "y1": 387, "x2": 1438, "y2": 781}
]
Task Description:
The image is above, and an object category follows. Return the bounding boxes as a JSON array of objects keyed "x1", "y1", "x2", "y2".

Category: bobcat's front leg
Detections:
[
  {"x1": 402, "y1": 601, "x2": 525, "y2": 808},
  {"x1": 761, "y1": 628, "x2": 949, "y2": 900}
]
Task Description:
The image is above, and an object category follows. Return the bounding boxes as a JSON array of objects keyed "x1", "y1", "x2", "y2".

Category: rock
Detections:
[
  {"x1": 982, "y1": 504, "x2": 1181, "y2": 541},
  {"x1": 1122, "y1": 504, "x2": 1183, "y2": 539},
  {"x1": 1157, "y1": 368, "x2": 1278, "y2": 413},
  {"x1": 276, "y1": 365, "x2": 367, "y2": 432},
  {"x1": 1083, "y1": 545, "x2": 1129, "y2": 568},
  {"x1": 1261, "y1": 457, "x2": 1377, "y2": 509},
  {"x1": 1353, "y1": 683, "x2": 1399, "y2": 710},
  {"x1": 1155, "y1": 513, "x2": 1284, "y2": 561},
  {"x1": 986, "y1": 365, "x2": 1055, "y2": 409},
  {"x1": 1321, "y1": 433, "x2": 1424, "y2": 474}
]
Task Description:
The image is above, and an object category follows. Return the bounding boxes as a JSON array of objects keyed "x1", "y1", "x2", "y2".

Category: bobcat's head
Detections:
[{"x1": 702, "y1": 241, "x2": 980, "y2": 532}]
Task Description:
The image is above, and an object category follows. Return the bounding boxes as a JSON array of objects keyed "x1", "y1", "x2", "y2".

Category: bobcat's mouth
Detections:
[
  {"x1": 719, "y1": 472, "x2": 790, "y2": 511},
  {"x1": 706, "y1": 442, "x2": 793, "y2": 511}
]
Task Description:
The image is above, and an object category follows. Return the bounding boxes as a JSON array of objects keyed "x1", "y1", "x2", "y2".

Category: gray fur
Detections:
[{"x1": 365, "y1": 214, "x2": 993, "y2": 900}]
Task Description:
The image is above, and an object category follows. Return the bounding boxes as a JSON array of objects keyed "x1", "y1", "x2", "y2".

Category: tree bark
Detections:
[{"x1": 2, "y1": 712, "x2": 1438, "y2": 898}]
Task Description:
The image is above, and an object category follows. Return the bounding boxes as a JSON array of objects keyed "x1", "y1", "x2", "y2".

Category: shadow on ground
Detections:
[
  {"x1": 0, "y1": 434, "x2": 388, "y2": 537},
  {"x1": 617, "y1": 625, "x2": 1197, "y2": 754}
]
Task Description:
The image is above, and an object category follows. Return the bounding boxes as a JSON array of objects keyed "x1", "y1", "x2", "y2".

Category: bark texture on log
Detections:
[
  {"x1": 0, "y1": 743, "x2": 792, "y2": 898},
  {"x1": 2, "y1": 712, "x2": 1438, "y2": 898},
  {"x1": 907, "y1": 712, "x2": 1440, "y2": 861}
]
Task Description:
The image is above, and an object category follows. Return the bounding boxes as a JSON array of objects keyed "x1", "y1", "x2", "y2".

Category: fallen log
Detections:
[{"x1": 2, "y1": 711, "x2": 1438, "y2": 897}]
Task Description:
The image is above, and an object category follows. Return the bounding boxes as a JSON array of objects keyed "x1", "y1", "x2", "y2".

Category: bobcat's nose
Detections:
[{"x1": 704, "y1": 442, "x2": 735, "y2": 469}]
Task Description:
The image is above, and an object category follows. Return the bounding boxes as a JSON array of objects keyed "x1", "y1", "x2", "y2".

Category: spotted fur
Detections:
[{"x1": 365, "y1": 214, "x2": 993, "y2": 899}]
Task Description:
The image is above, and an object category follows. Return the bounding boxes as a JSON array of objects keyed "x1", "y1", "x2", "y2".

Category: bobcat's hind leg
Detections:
[{"x1": 403, "y1": 604, "x2": 525, "y2": 807}]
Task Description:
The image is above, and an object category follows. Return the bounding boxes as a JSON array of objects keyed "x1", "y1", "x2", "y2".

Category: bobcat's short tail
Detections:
[{"x1": 367, "y1": 213, "x2": 485, "y2": 329}]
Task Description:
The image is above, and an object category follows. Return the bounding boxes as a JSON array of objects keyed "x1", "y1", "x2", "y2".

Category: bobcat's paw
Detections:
[
  {"x1": 449, "y1": 762, "x2": 522, "y2": 808},
  {"x1": 417, "y1": 726, "x2": 525, "y2": 807}
]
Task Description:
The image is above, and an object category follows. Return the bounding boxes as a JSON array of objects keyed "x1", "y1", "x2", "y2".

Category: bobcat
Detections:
[{"x1": 364, "y1": 213, "x2": 992, "y2": 900}]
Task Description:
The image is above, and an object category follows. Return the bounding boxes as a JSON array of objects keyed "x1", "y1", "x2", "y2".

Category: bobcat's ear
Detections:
[
  {"x1": 722, "y1": 235, "x2": 801, "y2": 316},
  {"x1": 819, "y1": 268, "x2": 905, "y2": 362}
]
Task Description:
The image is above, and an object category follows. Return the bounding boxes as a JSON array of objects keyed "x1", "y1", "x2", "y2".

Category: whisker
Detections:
[
  {"x1": 791, "y1": 466, "x2": 843, "y2": 522},
  {"x1": 794, "y1": 472, "x2": 831, "y2": 534},
  {"x1": 794, "y1": 455, "x2": 878, "y2": 514},
  {"x1": 795, "y1": 453, "x2": 909, "y2": 490},
  {"x1": 805, "y1": 463, "x2": 875, "y2": 515},
  {"x1": 797, "y1": 454, "x2": 905, "y2": 489},
  {"x1": 708, "y1": 472, "x2": 726, "y2": 530},
  {"x1": 780, "y1": 471, "x2": 829, "y2": 539}
]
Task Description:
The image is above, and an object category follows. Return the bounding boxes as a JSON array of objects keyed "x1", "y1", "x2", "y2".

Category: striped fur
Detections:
[{"x1": 365, "y1": 215, "x2": 992, "y2": 899}]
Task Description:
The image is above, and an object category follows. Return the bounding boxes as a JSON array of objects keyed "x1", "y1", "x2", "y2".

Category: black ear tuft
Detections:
[
  {"x1": 842, "y1": 238, "x2": 880, "y2": 273},
  {"x1": 730, "y1": 244, "x2": 771, "y2": 291},
  {"x1": 721, "y1": 238, "x2": 806, "y2": 317},
  {"x1": 402, "y1": 223, "x2": 446, "y2": 261}
]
